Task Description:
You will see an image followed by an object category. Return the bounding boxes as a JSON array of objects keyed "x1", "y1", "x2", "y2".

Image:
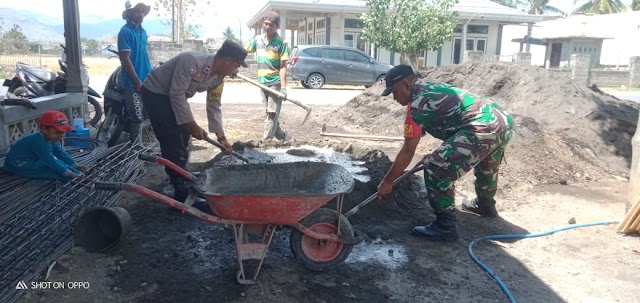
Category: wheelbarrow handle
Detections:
[
  {"x1": 344, "y1": 163, "x2": 425, "y2": 218},
  {"x1": 137, "y1": 154, "x2": 197, "y2": 181},
  {"x1": 204, "y1": 136, "x2": 250, "y2": 163}
]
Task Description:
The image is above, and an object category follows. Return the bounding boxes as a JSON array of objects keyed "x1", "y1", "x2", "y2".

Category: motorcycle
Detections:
[
  {"x1": 2, "y1": 44, "x2": 103, "y2": 127},
  {"x1": 96, "y1": 45, "x2": 155, "y2": 146}
]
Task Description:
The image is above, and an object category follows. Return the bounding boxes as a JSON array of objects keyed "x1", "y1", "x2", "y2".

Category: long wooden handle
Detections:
[{"x1": 236, "y1": 73, "x2": 312, "y2": 111}]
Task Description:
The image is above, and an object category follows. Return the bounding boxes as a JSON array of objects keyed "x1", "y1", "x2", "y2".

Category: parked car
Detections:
[{"x1": 288, "y1": 45, "x2": 392, "y2": 89}]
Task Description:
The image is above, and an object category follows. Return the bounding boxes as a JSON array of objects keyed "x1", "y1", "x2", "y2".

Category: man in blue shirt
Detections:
[{"x1": 117, "y1": 1, "x2": 152, "y2": 140}]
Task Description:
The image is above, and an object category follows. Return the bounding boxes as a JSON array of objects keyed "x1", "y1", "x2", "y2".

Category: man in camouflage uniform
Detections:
[{"x1": 377, "y1": 65, "x2": 514, "y2": 241}]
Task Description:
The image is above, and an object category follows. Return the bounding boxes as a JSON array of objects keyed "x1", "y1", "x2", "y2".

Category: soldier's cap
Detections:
[
  {"x1": 263, "y1": 11, "x2": 280, "y2": 26},
  {"x1": 381, "y1": 64, "x2": 415, "y2": 96},
  {"x1": 216, "y1": 39, "x2": 249, "y2": 68}
]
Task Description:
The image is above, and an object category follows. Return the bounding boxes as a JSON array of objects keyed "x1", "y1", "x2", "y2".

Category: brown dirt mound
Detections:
[{"x1": 320, "y1": 61, "x2": 640, "y2": 186}]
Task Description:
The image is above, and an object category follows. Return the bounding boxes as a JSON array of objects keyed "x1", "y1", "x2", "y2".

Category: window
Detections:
[
  {"x1": 307, "y1": 34, "x2": 313, "y2": 44},
  {"x1": 316, "y1": 19, "x2": 325, "y2": 29},
  {"x1": 344, "y1": 18, "x2": 363, "y2": 28},
  {"x1": 302, "y1": 47, "x2": 322, "y2": 57},
  {"x1": 344, "y1": 34, "x2": 354, "y2": 48},
  {"x1": 299, "y1": 25, "x2": 305, "y2": 32},
  {"x1": 315, "y1": 33, "x2": 325, "y2": 45},
  {"x1": 308, "y1": 23, "x2": 313, "y2": 31},
  {"x1": 476, "y1": 39, "x2": 486, "y2": 53},
  {"x1": 346, "y1": 51, "x2": 370, "y2": 63},
  {"x1": 453, "y1": 25, "x2": 489, "y2": 34},
  {"x1": 322, "y1": 49, "x2": 344, "y2": 60}
]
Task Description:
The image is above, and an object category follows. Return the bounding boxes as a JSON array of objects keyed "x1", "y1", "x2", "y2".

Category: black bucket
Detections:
[{"x1": 73, "y1": 207, "x2": 131, "y2": 253}]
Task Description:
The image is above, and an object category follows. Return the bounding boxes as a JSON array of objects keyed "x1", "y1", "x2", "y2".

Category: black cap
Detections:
[
  {"x1": 381, "y1": 64, "x2": 415, "y2": 96},
  {"x1": 217, "y1": 39, "x2": 249, "y2": 68}
]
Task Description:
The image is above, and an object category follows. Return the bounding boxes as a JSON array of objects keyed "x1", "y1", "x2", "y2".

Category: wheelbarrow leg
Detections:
[{"x1": 232, "y1": 224, "x2": 277, "y2": 285}]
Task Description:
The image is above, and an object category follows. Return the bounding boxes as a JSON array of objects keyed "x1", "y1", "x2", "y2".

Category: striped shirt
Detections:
[{"x1": 246, "y1": 33, "x2": 289, "y2": 84}]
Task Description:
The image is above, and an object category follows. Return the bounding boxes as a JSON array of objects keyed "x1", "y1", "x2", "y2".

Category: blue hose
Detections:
[{"x1": 468, "y1": 221, "x2": 619, "y2": 303}]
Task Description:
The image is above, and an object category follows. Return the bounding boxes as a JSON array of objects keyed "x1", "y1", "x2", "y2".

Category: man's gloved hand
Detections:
[{"x1": 280, "y1": 87, "x2": 287, "y2": 99}]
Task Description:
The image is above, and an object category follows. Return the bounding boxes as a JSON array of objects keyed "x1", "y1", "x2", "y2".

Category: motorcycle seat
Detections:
[{"x1": 18, "y1": 63, "x2": 57, "y2": 83}]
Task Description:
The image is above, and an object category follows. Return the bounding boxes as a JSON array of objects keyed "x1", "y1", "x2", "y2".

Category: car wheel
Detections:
[
  {"x1": 307, "y1": 73, "x2": 325, "y2": 89},
  {"x1": 301, "y1": 81, "x2": 311, "y2": 89},
  {"x1": 375, "y1": 74, "x2": 385, "y2": 83}
]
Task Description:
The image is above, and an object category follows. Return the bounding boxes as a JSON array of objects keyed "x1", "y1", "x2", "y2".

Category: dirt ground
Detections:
[{"x1": 18, "y1": 62, "x2": 640, "y2": 303}]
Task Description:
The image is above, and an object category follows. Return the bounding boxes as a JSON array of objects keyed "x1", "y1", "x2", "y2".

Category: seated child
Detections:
[{"x1": 3, "y1": 110, "x2": 87, "y2": 180}]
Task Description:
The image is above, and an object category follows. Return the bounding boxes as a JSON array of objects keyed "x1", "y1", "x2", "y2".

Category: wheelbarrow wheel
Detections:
[{"x1": 290, "y1": 208, "x2": 354, "y2": 271}]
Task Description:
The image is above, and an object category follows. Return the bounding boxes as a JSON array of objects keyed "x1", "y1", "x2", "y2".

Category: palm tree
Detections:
[
  {"x1": 222, "y1": 27, "x2": 237, "y2": 41},
  {"x1": 632, "y1": 0, "x2": 640, "y2": 10},
  {"x1": 571, "y1": 0, "x2": 629, "y2": 14}
]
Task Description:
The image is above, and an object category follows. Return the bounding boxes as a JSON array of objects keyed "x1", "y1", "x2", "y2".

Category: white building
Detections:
[
  {"x1": 246, "y1": 0, "x2": 546, "y2": 66},
  {"x1": 501, "y1": 11, "x2": 640, "y2": 68}
]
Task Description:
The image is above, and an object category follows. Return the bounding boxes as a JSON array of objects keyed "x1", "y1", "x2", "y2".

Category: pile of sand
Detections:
[{"x1": 320, "y1": 61, "x2": 640, "y2": 186}]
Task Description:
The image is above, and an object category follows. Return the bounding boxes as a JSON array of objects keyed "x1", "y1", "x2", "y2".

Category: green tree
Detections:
[
  {"x1": 528, "y1": 0, "x2": 551, "y2": 14},
  {"x1": 154, "y1": 0, "x2": 208, "y2": 42},
  {"x1": 360, "y1": 0, "x2": 458, "y2": 67},
  {"x1": 0, "y1": 24, "x2": 30, "y2": 54},
  {"x1": 222, "y1": 27, "x2": 238, "y2": 42},
  {"x1": 81, "y1": 38, "x2": 101, "y2": 55},
  {"x1": 632, "y1": 0, "x2": 639, "y2": 10},
  {"x1": 571, "y1": 0, "x2": 629, "y2": 14}
]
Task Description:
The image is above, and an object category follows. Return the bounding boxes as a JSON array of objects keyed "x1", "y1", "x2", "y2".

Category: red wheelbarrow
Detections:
[{"x1": 95, "y1": 154, "x2": 361, "y2": 284}]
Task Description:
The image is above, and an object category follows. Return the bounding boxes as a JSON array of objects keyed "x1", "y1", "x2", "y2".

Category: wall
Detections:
[
  {"x1": 0, "y1": 93, "x2": 85, "y2": 154},
  {"x1": 590, "y1": 70, "x2": 629, "y2": 87},
  {"x1": 549, "y1": 56, "x2": 639, "y2": 88},
  {"x1": 147, "y1": 40, "x2": 205, "y2": 66}
]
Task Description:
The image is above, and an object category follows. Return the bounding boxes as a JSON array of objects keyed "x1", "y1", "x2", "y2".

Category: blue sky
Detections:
[{"x1": 0, "y1": 0, "x2": 265, "y2": 36}]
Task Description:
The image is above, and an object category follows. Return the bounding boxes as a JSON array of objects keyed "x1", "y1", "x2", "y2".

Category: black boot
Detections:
[
  {"x1": 412, "y1": 209, "x2": 459, "y2": 242},
  {"x1": 172, "y1": 178, "x2": 212, "y2": 213},
  {"x1": 172, "y1": 178, "x2": 189, "y2": 202},
  {"x1": 461, "y1": 198, "x2": 498, "y2": 217}
]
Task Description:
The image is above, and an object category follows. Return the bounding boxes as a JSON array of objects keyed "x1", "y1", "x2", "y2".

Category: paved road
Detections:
[{"x1": 90, "y1": 75, "x2": 363, "y2": 107}]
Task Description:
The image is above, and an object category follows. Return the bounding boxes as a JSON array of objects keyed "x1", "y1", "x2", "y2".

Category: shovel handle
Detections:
[
  {"x1": 236, "y1": 73, "x2": 312, "y2": 112},
  {"x1": 344, "y1": 164, "x2": 425, "y2": 218},
  {"x1": 204, "y1": 136, "x2": 250, "y2": 163}
]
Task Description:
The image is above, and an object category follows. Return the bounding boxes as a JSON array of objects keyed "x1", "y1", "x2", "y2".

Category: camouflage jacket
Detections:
[{"x1": 404, "y1": 81, "x2": 513, "y2": 140}]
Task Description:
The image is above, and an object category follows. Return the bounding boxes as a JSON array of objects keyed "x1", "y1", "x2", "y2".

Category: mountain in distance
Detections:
[{"x1": 0, "y1": 8, "x2": 216, "y2": 42}]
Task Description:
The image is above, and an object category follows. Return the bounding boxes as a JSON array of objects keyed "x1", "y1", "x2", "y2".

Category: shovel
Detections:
[
  {"x1": 236, "y1": 73, "x2": 313, "y2": 125},
  {"x1": 204, "y1": 136, "x2": 250, "y2": 163},
  {"x1": 344, "y1": 163, "x2": 425, "y2": 218}
]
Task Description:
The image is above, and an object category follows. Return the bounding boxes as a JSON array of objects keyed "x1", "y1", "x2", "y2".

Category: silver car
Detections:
[{"x1": 288, "y1": 45, "x2": 392, "y2": 89}]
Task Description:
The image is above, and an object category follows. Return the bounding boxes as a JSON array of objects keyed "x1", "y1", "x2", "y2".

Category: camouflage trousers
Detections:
[{"x1": 423, "y1": 128, "x2": 514, "y2": 210}]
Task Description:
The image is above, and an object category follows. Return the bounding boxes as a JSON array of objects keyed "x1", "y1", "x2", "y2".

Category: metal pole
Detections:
[
  {"x1": 38, "y1": 43, "x2": 42, "y2": 68},
  {"x1": 172, "y1": 0, "x2": 175, "y2": 42}
]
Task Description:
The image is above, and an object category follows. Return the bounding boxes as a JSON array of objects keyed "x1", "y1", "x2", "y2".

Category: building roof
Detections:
[
  {"x1": 247, "y1": 0, "x2": 547, "y2": 27},
  {"x1": 531, "y1": 13, "x2": 627, "y2": 40}
]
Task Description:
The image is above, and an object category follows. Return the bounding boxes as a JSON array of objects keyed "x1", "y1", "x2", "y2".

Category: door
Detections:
[
  {"x1": 344, "y1": 50, "x2": 375, "y2": 84},
  {"x1": 550, "y1": 43, "x2": 562, "y2": 68},
  {"x1": 321, "y1": 48, "x2": 346, "y2": 83}
]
